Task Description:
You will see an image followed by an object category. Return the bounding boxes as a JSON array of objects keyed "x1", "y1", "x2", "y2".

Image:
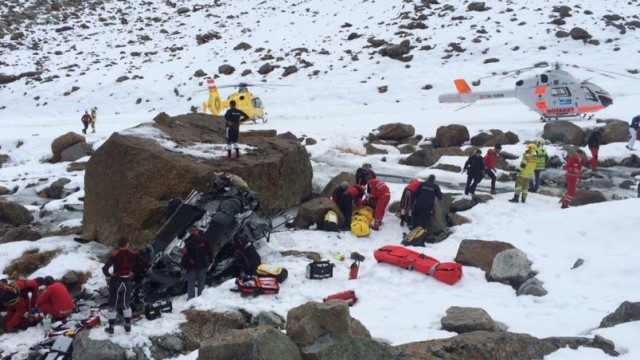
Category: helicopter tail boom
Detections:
[
  {"x1": 439, "y1": 79, "x2": 516, "y2": 104},
  {"x1": 203, "y1": 79, "x2": 225, "y2": 115}
]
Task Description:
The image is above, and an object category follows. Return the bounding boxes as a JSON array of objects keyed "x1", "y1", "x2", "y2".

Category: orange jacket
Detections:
[{"x1": 368, "y1": 178, "x2": 390, "y2": 199}]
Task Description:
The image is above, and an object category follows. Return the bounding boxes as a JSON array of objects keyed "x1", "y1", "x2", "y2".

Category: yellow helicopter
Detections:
[
  {"x1": 202, "y1": 78, "x2": 266, "y2": 123},
  {"x1": 438, "y1": 62, "x2": 637, "y2": 122}
]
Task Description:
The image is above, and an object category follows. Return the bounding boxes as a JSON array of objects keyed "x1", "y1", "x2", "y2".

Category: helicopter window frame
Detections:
[
  {"x1": 550, "y1": 87, "x2": 571, "y2": 97},
  {"x1": 580, "y1": 86, "x2": 597, "y2": 102}
]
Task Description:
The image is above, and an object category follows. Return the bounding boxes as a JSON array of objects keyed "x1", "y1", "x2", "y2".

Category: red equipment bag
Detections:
[
  {"x1": 231, "y1": 275, "x2": 280, "y2": 295},
  {"x1": 373, "y1": 245, "x2": 463, "y2": 285},
  {"x1": 323, "y1": 290, "x2": 358, "y2": 306}
]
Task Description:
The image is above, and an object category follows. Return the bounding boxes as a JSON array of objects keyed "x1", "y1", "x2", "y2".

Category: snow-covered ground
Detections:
[{"x1": 1, "y1": 0, "x2": 639, "y2": 359}]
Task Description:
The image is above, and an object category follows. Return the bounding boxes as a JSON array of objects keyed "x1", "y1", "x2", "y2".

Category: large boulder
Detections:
[
  {"x1": 72, "y1": 331, "x2": 144, "y2": 360},
  {"x1": 489, "y1": 249, "x2": 533, "y2": 286},
  {"x1": 291, "y1": 197, "x2": 344, "y2": 230},
  {"x1": 571, "y1": 189, "x2": 606, "y2": 206},
  {"x1": 198, "y1": 326, "x2": 302, "y2": 360},
  {"x1": 82, "y1": 113, "x2": 313, "y2": 248},
  {"x1": 0, "y1": 198, "x2": 33, "y2": 226},
  {"x1": 469, "y1": 129, "x2": 510, "y2": 147},
  {"x1": 0, "y1": 225, "x2": 42, "y2": 244},
  {"x1": 441, "y1": 306, "x2": 496, "y2": 333},
  {"x1": 434, "y1": 124, "x2": 470, "y2": 147},
  {"x1": 455, "y1": 239, "x2": 516, "y2": 279},
  {"x1": 599, "y1": 301, "x2": 640, "y2": 328},
  {"x1": 595, "y1": 119, "x2": 630, "y2": 144},
  {"x1": 180, "y1": 310, "x2": 248, "y2": 351},
  {"x1": 374, "y1": 123, "x2": 415, "y2": 140},
  {"x1": 320, "y1": 172, "x2": 355, "y2": 198},
  {"x1": 50, "y1": 132, "x2": 85, "y2": 163},
  {"x1": 542, "y1": 121, "x2": 584, "y2": 145},
  {"x1": 404, "y1": 148, "x2": 441, "y2": 167},
  {"x1": 286, "y1": 301, "x2": 371, "y2": 359}
]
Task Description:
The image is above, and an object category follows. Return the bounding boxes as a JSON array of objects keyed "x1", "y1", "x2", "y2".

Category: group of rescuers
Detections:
[{"x1": 331, "y1": 136, "x2": 600, "y2": 234}]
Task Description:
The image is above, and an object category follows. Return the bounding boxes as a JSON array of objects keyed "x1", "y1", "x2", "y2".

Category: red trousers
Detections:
[
  {"x1": 562, "y1": 174, "x2": 579, "y2": 207},
  {"x1": 4, "y1": 297, "x2": 27, "y2": 330},
  {"x1": 39, "y1": 303, "x2": 73, "y2": 320},
  {"x1": 371, "y1": 193, "x2": 390, "y2": 226},
  {"x1": 589, "y1": 147, "x2": 599, "y2": 170}
]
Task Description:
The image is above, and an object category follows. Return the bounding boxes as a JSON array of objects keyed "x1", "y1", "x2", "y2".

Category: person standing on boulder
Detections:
[
  {"x1": 224, "y1": 100, "x2": 249, "y2": 159},
  {"x1": 81, "y1": 110, "x2": 92, "y2": 134},
  {"x1": 462, "y1": 149, "x2": 484, "y2": 196},
  {"x1": 587, "y1": 128, "x2": 603, "y2": 171},
  {"x1": 102, "y1": 237, "x2": 149, "y2": 334},
  {"x1": 483, "y1": 144, "x2": 501, "y2": 194},
  {"x1": 561, "y1": 149, "x2": 587, "y2": 209},
  {"x1": 411, "y1": 175, "x2": 443, "y2": 230}
]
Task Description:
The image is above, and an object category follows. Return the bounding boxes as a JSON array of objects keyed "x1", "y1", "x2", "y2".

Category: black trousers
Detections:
[
  {"x1": 465, "y1": 174, "x2": 483, "y2": 195},
  {"x1": 107, "y1": 276, "x2": 132, "y2": 320}
]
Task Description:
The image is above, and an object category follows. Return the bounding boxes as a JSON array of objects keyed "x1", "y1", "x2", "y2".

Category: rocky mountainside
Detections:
[{"x1": 1, "y1": 0, "x2": 639, "y2": 117}]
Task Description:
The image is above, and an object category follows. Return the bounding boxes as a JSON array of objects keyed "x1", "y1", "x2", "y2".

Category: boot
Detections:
[
  {"x1": 508, "y1": 194, "x2": 519, "y2": 203},
  {"x1": 124, "y1": 318, "x2": 131, "y2": 333},
  {"x1": 227, "y1": 150, "x2": 232, "y2": 159},
  {"x1": 521, "y1": 195, "x2": 526, "y2": 203},
  {"x1": 235, "y1": 148, "x2": 240, "y2": 158},
  {"x1": 105, "y1": 319, "x2": 115, "y2": 334}
]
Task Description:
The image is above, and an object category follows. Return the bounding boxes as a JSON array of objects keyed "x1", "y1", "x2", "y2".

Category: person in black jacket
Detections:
[
  {"x1": 411, "y1": 175, "x2": 443, "y2": 230},
  {"x1": 224, "y1": 100, "x2": 249, "y2": 159},
  {"x1": 182, "y1": 229, "x2": 213, "y2": 300},
  {"x1": 587, "y1": 127, "x2": 603, "y2": 170},
  {"x1": 462, "y1": 149, "x2": 485, "y2": 195}
]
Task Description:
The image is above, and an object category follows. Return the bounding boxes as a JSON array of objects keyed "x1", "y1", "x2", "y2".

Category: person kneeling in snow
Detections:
[
  {"x1": 331, "y1": 182, "x2": 365, "y2": 231},
  {"x1": 411, "y1": 175, "x2": 443, "y2": 231},
  {"x1": 36, "y1": 276, "x2": 74, "y2": 321}
]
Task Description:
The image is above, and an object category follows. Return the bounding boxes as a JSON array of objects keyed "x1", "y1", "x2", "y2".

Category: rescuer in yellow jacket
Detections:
[{"x1": 509, "y1": 143, "x2": 538, "y2": 204}]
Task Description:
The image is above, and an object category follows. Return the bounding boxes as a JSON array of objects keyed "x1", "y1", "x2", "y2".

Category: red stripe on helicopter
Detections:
[
  {"x1": 207, "y1": 79, "x2": 217, "y2": 90},
  {"x1": 578, "y1": 105, "x2": 604, "y2": 113}
]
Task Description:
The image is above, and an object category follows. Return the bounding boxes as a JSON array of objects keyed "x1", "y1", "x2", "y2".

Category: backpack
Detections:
[
  {"x1": 0, "y1": 282, "x2": 20, "y2": 306},
  {"x1": 256, "y1": 264, "x2": 288, "y2": 283},
  {"x1": 402, "y1": 227, "x2": 428, "y2": 247},
  {"x1": 231, "y1": 275, "x2": 279, "y2": 295}
]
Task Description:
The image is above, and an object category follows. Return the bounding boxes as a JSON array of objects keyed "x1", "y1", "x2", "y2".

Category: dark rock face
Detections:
[
  {"x1": 0, "y1": 199, "x2": 33, "y2": 226},
  {"x1": 599, "y1": 301, "x2": 640, "y2": 328},
  {"x1": 199, "y1": 326, "x2": 302, "y2": 360},
  {"x1": 0, "y1": 225, "x2": 42, "y2": 244},
  {"x1": 82, "y1": 112, "x2": 312, "y2": 248},
  {"x1": 435, "y1": 124, "x2": 470, "y2": 147},
  {"x1": 543, "y1": 121, "x2": 584, "y2": 145}
]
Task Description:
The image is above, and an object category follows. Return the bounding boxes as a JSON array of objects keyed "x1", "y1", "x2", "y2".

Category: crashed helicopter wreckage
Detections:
[{"x1": 130, "y1": 173, "x2": 274, "y2": 310}]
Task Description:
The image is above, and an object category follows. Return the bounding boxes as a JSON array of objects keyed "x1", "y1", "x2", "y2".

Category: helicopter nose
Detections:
[{"x1": 599, "y1": 95, "x2": 613, "y2": 108}]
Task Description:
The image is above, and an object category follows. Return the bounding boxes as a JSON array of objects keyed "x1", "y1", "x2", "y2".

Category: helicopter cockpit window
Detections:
[
  {"x1": 551, "y1": 87, "x2": 571, "y2": 97},
  {"x1": 252, "y1": 98, "x2": 263, "y2": 108},
  {"x1": 581, "y1": 86, "x2": 597, "y2": 102},
  {"x1": 539, "y1": 74, "x2": 549, "y2": 83}
]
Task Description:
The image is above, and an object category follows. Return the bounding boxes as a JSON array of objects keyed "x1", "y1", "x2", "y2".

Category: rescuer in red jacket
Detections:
[
  {"x1": 1, "y1": 281, "x2": 28, "y2": 331},
  {"x1": 36, "y1": 276, "x2": 74, "y2": 320},
  {"x1": 561, "y1": 149, "x2": 587, "y2": 209},
  {"x1": 483, "y1": 144, "x2": 502, "y2": 194},
  {"x1": 14, "y1": 277, "x2": 42, "y2": 309},
  {"x1": 365, "y1": 175, "x2": 391, "y2": 231}
]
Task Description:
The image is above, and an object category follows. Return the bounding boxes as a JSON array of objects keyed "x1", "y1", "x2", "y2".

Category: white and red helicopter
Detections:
[{"x1": 438, "y1": 62, "x2": 636, "y2": 121}]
